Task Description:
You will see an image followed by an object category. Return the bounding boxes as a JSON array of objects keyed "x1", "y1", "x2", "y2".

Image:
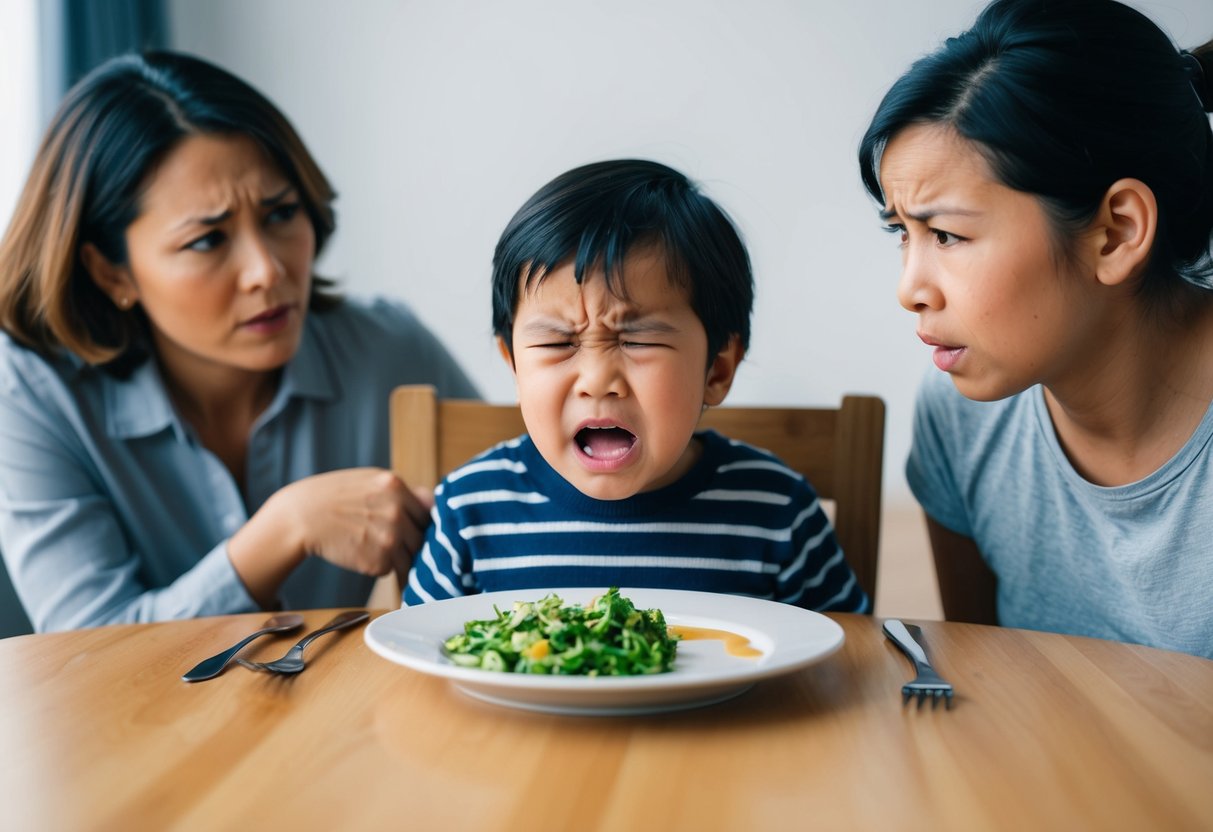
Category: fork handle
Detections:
[
  {"x1": 883, "y1": 619, "x2": 933, "y2": 671},
  {"x1": 294, "y1": 610, "x2": 370, "y2": 651},
  {"x1": 181, "y1": 630, "x2": 271, "y2": 682}
]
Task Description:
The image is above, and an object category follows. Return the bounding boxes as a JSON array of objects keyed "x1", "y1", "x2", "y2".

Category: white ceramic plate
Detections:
[{"x1": 364, "y1": 587, "x2": 844, "y2": 715}]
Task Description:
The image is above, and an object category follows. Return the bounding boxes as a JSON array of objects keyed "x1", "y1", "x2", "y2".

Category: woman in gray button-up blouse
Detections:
[{"x1": 0, "y1": 52, "x2": 477, "y2": 631}]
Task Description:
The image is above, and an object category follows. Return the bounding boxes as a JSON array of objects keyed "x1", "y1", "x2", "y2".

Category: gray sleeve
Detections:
[{"x1": 0, "y1": 371, "x2": 259, "y2": 631}]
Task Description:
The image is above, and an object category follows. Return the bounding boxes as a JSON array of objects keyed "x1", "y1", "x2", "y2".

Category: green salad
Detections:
[{"x1": 443, "y1": 587, "x2": 679, "y2": 675}]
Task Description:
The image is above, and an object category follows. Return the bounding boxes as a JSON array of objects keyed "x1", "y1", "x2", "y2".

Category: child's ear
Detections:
[
  {"x1": 1087, "y1": 178, "x2": 1157, "y2": 288},
  {"x1": 496, "y1": 335, "x2": 517, "y2": 374},
  {"x1": 80, "y1": 243, "x2": 138, "y2": 309},
  {"x1": 703, "y1": 335, "x2": 745, "y2": 407}
]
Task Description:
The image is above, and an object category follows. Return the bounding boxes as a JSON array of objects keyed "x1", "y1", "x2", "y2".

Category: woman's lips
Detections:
[
  {"x1": 932, "y1": 345, "x2": 966, "y2": 372},
  {"x1": 919, "y1": 333, "x2": 966, "y2": 372},
  {"x1": 240, "y1": 304, "x2": 292, "y2": 334}
]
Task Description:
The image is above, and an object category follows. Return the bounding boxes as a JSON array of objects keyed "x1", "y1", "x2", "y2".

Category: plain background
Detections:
[{"x1": 162, "y1": 0, "x2": 1213, "y2": 509}]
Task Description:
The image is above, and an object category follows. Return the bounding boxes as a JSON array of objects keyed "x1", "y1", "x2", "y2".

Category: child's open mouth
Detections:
[{"x1": 575, "y1": 425, "x2": 637, "y2": 461}]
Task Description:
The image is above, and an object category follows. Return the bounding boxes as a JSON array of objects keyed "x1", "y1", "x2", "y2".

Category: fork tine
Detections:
[{"x1": 885, "y1": 620, "x2": 956, "y2": 713}]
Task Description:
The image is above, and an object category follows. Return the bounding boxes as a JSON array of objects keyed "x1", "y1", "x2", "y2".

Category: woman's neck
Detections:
[
  {"x1": 153, "y1": 342, "x2": 281, "y2": 491},
  {"x1": 1043, "y1": 299, "x2": 1213, "y2": 486},
  {"x1": 160, "y1": 362, "x2": 280, "y2": 433}
]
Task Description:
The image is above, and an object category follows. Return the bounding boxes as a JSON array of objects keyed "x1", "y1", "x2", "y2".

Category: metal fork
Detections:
[
  {"x1": 236, "y1": 610, "x2": 369, "y2": 674},
  {"x1": 883, "y1": 619, "x2": 954, "y2": 709}
]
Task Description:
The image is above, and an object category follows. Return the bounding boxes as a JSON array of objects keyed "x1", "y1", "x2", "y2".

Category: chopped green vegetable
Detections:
[{"x1": 443, "y1": 587, "x2": 679, "y2": 675}]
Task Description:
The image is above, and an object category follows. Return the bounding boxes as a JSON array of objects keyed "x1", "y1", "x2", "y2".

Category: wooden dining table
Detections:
[{"x1": 1, "y1": 608, "x2": 1209, "y2": 832}]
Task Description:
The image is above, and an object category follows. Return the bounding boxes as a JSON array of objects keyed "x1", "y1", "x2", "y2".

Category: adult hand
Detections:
[
  {"x1": 228, "y1": 468, "x2": 432, "y2": 607},
  {"x1": 280, "y1": 468, "x2": 431, "y2": 576}
]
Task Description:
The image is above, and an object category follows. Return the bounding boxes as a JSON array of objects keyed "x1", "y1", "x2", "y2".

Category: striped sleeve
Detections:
[
  {"x1": 775, "y1": 485, "x2": 870, "y2": 614},
  {"x1": 403, "y1": 482, "x2": 474, "y2": 605}
]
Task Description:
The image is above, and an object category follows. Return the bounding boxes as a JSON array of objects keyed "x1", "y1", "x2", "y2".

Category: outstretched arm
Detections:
[{"x1": 1, "y1": 388, "x2": 428, "y2": 629}]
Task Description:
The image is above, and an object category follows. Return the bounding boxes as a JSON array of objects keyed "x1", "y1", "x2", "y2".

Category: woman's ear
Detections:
[
  {"x1": 1089, "y1": 178, "x2": 1157, "y2": 287},
  {"x1": 703, "y1": 335, "x2": 745, "y2": 407},
  {"x1": 80, "y1": 243, "x2": 138, "y2": 309}
]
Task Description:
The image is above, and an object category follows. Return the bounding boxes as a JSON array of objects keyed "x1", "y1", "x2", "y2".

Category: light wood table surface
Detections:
[{"x1": 1, "y1": 609, "x2": 1210, "y2": 831}]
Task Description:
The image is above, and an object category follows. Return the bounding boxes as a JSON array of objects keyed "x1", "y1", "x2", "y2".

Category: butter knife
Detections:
[{"x1": 182, "y1": 613, "x2": 304, "y2": 682}]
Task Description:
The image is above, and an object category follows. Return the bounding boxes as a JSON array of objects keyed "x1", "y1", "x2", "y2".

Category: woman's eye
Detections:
[
  {"x1": 267, "y1": 202, "x2": 301, "y2": 224},
  {"x1": 184, "y1": 230, "x2": 225, "y2": 252},
  {"x1": 932, "y1": 229, "x2": 963, "y2": 246},
  {"x1": 882, "y1": 224, "x2": 908, "y2": 246}
]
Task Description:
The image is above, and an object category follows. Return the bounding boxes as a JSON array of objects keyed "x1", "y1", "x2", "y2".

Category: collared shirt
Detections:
[{"x1": 0, "y1": 297, "x2": 477, "y2": 631}]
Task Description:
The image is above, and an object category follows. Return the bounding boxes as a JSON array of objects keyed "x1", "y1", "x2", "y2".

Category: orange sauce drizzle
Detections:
[{"x1": 668, "y1": 625, "x2": 762, "y2": 658}]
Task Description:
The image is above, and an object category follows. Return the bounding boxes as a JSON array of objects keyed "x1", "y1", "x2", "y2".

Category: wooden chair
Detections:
[{"x1": 368, "y1": 385, "x2": 885, "y2": 608}]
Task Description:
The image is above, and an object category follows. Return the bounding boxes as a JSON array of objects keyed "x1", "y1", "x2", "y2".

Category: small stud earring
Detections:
[{"x1": 118, "y1": 296, "x2": 132, "y2": 309}]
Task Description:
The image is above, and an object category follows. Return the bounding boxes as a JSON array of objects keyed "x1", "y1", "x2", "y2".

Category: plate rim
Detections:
[{"x1": 364, "y1": 587, "x2": 845, "y2": 696}]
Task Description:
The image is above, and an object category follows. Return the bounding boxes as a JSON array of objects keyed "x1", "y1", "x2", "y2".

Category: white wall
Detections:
[
  {"x1": 0, "y1": 0, "x2": 39, "y2": 229},
  {"x1": 166, "y1": 0, "x2": 1213, "y2": 505}
]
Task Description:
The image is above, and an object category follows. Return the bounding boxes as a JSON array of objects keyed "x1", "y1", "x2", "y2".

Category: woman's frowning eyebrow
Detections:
[
  {"x1": 259, "y1": 185, "x2": 295, "y2": 206},
  {"x1": 174, "y1": 186, "x2": 296, "y2": 230},
  {"x1": 879, "y1": 204, "x2": 982, "y2": 222}
]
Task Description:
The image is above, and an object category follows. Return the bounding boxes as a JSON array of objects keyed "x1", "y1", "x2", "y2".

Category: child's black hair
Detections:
[{"x1": 492, "y1": 159, "x2": 753, "y2": 359}]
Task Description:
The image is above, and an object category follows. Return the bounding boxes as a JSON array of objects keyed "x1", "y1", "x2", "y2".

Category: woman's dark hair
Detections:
[
  {"x1": 491, "y1": 159, "x2": 754, "y2": 361},
  {"x1": 859, "y1": 0, "x2": 1213, "y2": 312},
  {"x1": 0, "y1": 50, "x2": 340, "y2": 370}
]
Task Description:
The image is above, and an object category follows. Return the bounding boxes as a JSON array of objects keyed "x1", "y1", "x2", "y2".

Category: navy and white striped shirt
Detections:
[{"x1": 405, "y1": 430, "x2": 869, "y2": 613}]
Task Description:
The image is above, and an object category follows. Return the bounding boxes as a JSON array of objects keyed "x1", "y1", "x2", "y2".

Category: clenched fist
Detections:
[{"x1": 228, "y1": 468, "x2": 434, "y2": 607}]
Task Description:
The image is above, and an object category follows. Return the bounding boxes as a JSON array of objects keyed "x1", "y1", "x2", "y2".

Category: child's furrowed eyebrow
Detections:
[
  {"x1": 517, "y1": 314, "x2": 680, "y2": 339},
  {"x1": 617, "y1": 317, "x2": 679, "y2": 335},
  {"x1": 518, "y1": 319, "x2": 578, "y2": 338}
]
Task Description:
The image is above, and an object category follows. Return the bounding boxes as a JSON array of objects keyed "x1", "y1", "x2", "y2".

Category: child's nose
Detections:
[{"x1": 575, "y1": 350, "x2": 628, "y2": 399}]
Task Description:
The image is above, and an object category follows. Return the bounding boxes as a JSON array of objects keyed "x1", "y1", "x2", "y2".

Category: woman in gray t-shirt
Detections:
[{"x1": 858, "y1": 0, "x2": 1213, "y2": 657}]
